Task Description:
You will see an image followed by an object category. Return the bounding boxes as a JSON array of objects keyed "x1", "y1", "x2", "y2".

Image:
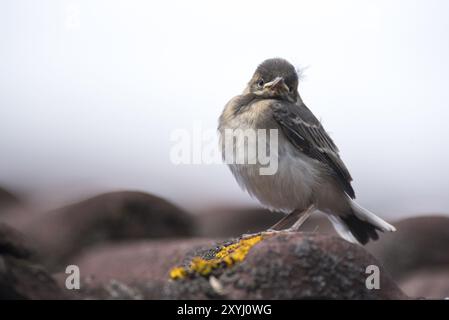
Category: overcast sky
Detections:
[{"x1": 1, "y1": 0, "x2": 449, "y2": 218}]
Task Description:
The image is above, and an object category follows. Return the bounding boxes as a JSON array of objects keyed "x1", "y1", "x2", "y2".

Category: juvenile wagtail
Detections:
[{"x1": 218, "y1": 58, "x2": 395, "y2": 244}]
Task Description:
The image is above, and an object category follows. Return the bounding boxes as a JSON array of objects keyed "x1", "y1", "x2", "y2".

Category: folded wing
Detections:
[{"x1": 272, "y1": 102, "x2": 355, "y2": 199}]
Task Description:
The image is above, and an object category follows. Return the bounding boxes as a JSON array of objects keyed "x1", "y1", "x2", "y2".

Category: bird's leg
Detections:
[
  {"x1": 268, "y1": 209, "x2": 303, "y2": 231},
  {"x1": 284, "y1": 204, "x2": 315, "y2": 232},
  {"x1": 241, "y1": 210, "x2": 301, "y2": 239},
  {"x1": 241, "y1": 205, "x2": 315, "y2": 239}
]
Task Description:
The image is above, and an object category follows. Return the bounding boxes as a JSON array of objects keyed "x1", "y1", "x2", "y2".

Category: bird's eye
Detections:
[{"x1": 257, "y1": 79, "x2": 264, "y2": 87}]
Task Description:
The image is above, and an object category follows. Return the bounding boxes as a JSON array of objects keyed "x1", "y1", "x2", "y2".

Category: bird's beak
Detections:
[{"x1": 263, "y1": 77, "x2": 289, "y2": 93}]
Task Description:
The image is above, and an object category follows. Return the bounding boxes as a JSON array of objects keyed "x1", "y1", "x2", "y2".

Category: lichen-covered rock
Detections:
[
  {"x1": 51, "y1": 232, "x2": 406, "y2": 300},
  {"x1": 7, "y1": 191, "x2": 197, "y2": 270},
  {"x1": 165, "y1": 233, "x2": 407, "y2": 300},
  {"x1": 61, "y1": 238, "x2": 215, "y2": 299}
]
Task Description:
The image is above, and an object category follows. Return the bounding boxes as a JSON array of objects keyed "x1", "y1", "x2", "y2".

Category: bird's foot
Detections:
[
  {"x1": 265, "y1": 228, "x2": 286, "y2": 234},
  {"x1": 240, "y1": 231, "x2": 263, "y2": 239},
  {"x1": 281, "y1": 226, "x2": 301, "y2": 233},
  {"x1": 241, "y1": 227, "x2": 298, "y2": 240},
  {"x1": 266, "y1": 228, "x2": 298, "y2": 235}
]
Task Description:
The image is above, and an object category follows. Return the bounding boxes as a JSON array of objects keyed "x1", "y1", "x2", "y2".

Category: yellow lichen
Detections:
[
  {"x1": 215, "y1": 235, "x2": 263, "y2": 265},
  {"x1": 169, "y1": 234, "x2": 263, "y2": 280},
  {"x1": 169, "y1": 266, "x2": 187, "y2": 280},
  {"x1": 190, "y1": 257, "x2": 217, "y2": 276}
]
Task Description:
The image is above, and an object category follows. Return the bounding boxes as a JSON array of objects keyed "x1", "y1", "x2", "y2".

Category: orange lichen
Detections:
[{"x1": 169, "y1": 234, "x2": 263, "y2": 280}]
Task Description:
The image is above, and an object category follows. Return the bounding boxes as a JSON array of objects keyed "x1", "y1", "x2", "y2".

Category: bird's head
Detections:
[{"x1": 246, "y1": 58, "x2": 299, "y2": 103}]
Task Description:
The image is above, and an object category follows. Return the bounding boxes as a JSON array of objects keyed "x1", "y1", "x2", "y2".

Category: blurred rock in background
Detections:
[
  {"x1": 1, "y1": 191, "x2": 197, "y2": 271},
  {"x1": 367, "y1": 216, "x2": 449, "y2": 299},
  {"x1": 0, "y1": 223, "x2": 66, "y2": 299},
  {"x1": 0, "y1": 186, "x2": 21, "y2": 214},
  {"x1": 0, "y1": 188, "x2": 447, "y2": 299}
]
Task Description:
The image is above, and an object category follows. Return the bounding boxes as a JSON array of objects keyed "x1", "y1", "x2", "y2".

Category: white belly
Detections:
[
  {"x1": 226, "y1": 133, "x2": 324, "y2": 213},
  {"x1": 219, "y1": 98, "x2": 348, "y2": 214}
]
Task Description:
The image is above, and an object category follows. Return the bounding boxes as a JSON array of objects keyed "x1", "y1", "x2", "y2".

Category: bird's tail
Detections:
[{"x1": 328, "y1": 197, "x2": 396, "y2": 245}]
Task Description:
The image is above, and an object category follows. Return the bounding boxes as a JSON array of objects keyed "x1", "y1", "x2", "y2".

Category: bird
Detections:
[{"x1": 218, "y1": 58, "x2": 396, "y2": 244}]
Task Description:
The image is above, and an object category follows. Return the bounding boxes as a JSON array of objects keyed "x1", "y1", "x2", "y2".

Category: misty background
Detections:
[{"x1": 1, "y1": 0, "x2": 449, "y2": 219}]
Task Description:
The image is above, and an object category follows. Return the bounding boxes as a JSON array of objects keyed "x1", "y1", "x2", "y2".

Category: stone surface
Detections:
[
  {"x1": 0, "y1": 186, "x2": 21, "y2": 213},
  {"x1": 0, "y1": 223, "x2": 33, "y2": 260},
  {"x1": 165, "y1": 233, "x2": 407, "y2": 299},
  {"x1": 62, "y1": 238, "x2": 215, "y2": 299},
  {"x1": 5, "y1": 191, "x2": 197, "y2": 270},
  {"x1": 52, "y1": 232, "x2": 407, "y2": 299},
  {"x1": 2, "y1": 189, "x2": 444, "y2": 300},
  {"x1": 0, "y1": 223, "x2": 66, "y2": 299},
  {"x1": 367, "y1": 216, "x2": 449, "y2": 279},
  {"x1": 399, "y1": 268, "x2": 449, "y2": 299},
  {"x1": 366, "y1": 215, "x2": 449, "y2": 299}
]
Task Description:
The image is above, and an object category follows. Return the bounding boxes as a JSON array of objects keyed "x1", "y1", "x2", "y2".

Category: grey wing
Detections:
[{"x1": 272, "y1": 102, "x2": 355, "y2": 199}]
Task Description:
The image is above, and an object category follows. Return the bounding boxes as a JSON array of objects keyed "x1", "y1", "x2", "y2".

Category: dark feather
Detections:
[
  {"x1": 341, "y1": 214, "x2": 380, "y2": 244},
  {"x1": 272, "y1": 102, "x2": 356, "y2": 199}
]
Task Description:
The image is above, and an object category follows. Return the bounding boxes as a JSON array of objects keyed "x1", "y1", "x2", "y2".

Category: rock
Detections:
[
  {"x1": 199, "y1": 207, "x2": 336, "y2": 238},
  {"x1": 0, "y1": 186, "x2": 20, "y2": 212},
  {"x1": 61, "y1": 238, "x2": 215, "y2": 299},
  {"x1": 0, "y1": 223, "x2": 33, "y2": 260},
  {"x1": 74, "y1": 239, "x2": 215, "y2": 286},
  {"x1": 52, "y1": 231, "x2": 409, "y2": 300},
  {"x1": 0, "y1": 256, "x2": 67, "y2": 300},
  {"x1": 58, "y1": 231, "x2": 403, "y2": 299},
  {"x1": 367, "y1": 216, "x2": 449, "y2": 279},
  {"x1": 166, "y1": 233, "x2": 406, "y2": 299},
  {"x1": 54, "y1": 232, "x2": 406, "y2": 299},
  {"x1": 0, "y1": 223, "x2": 66, "y2": 299},
  {"x1": 399, "y1": 268, "x2": 449, "y2": 299},
  {"x1": 6, "y1": 191, "x2": 197, "y2": 270},
  {"x1": 366, "y1": 216, "x2": 449, "y2": 299}
]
